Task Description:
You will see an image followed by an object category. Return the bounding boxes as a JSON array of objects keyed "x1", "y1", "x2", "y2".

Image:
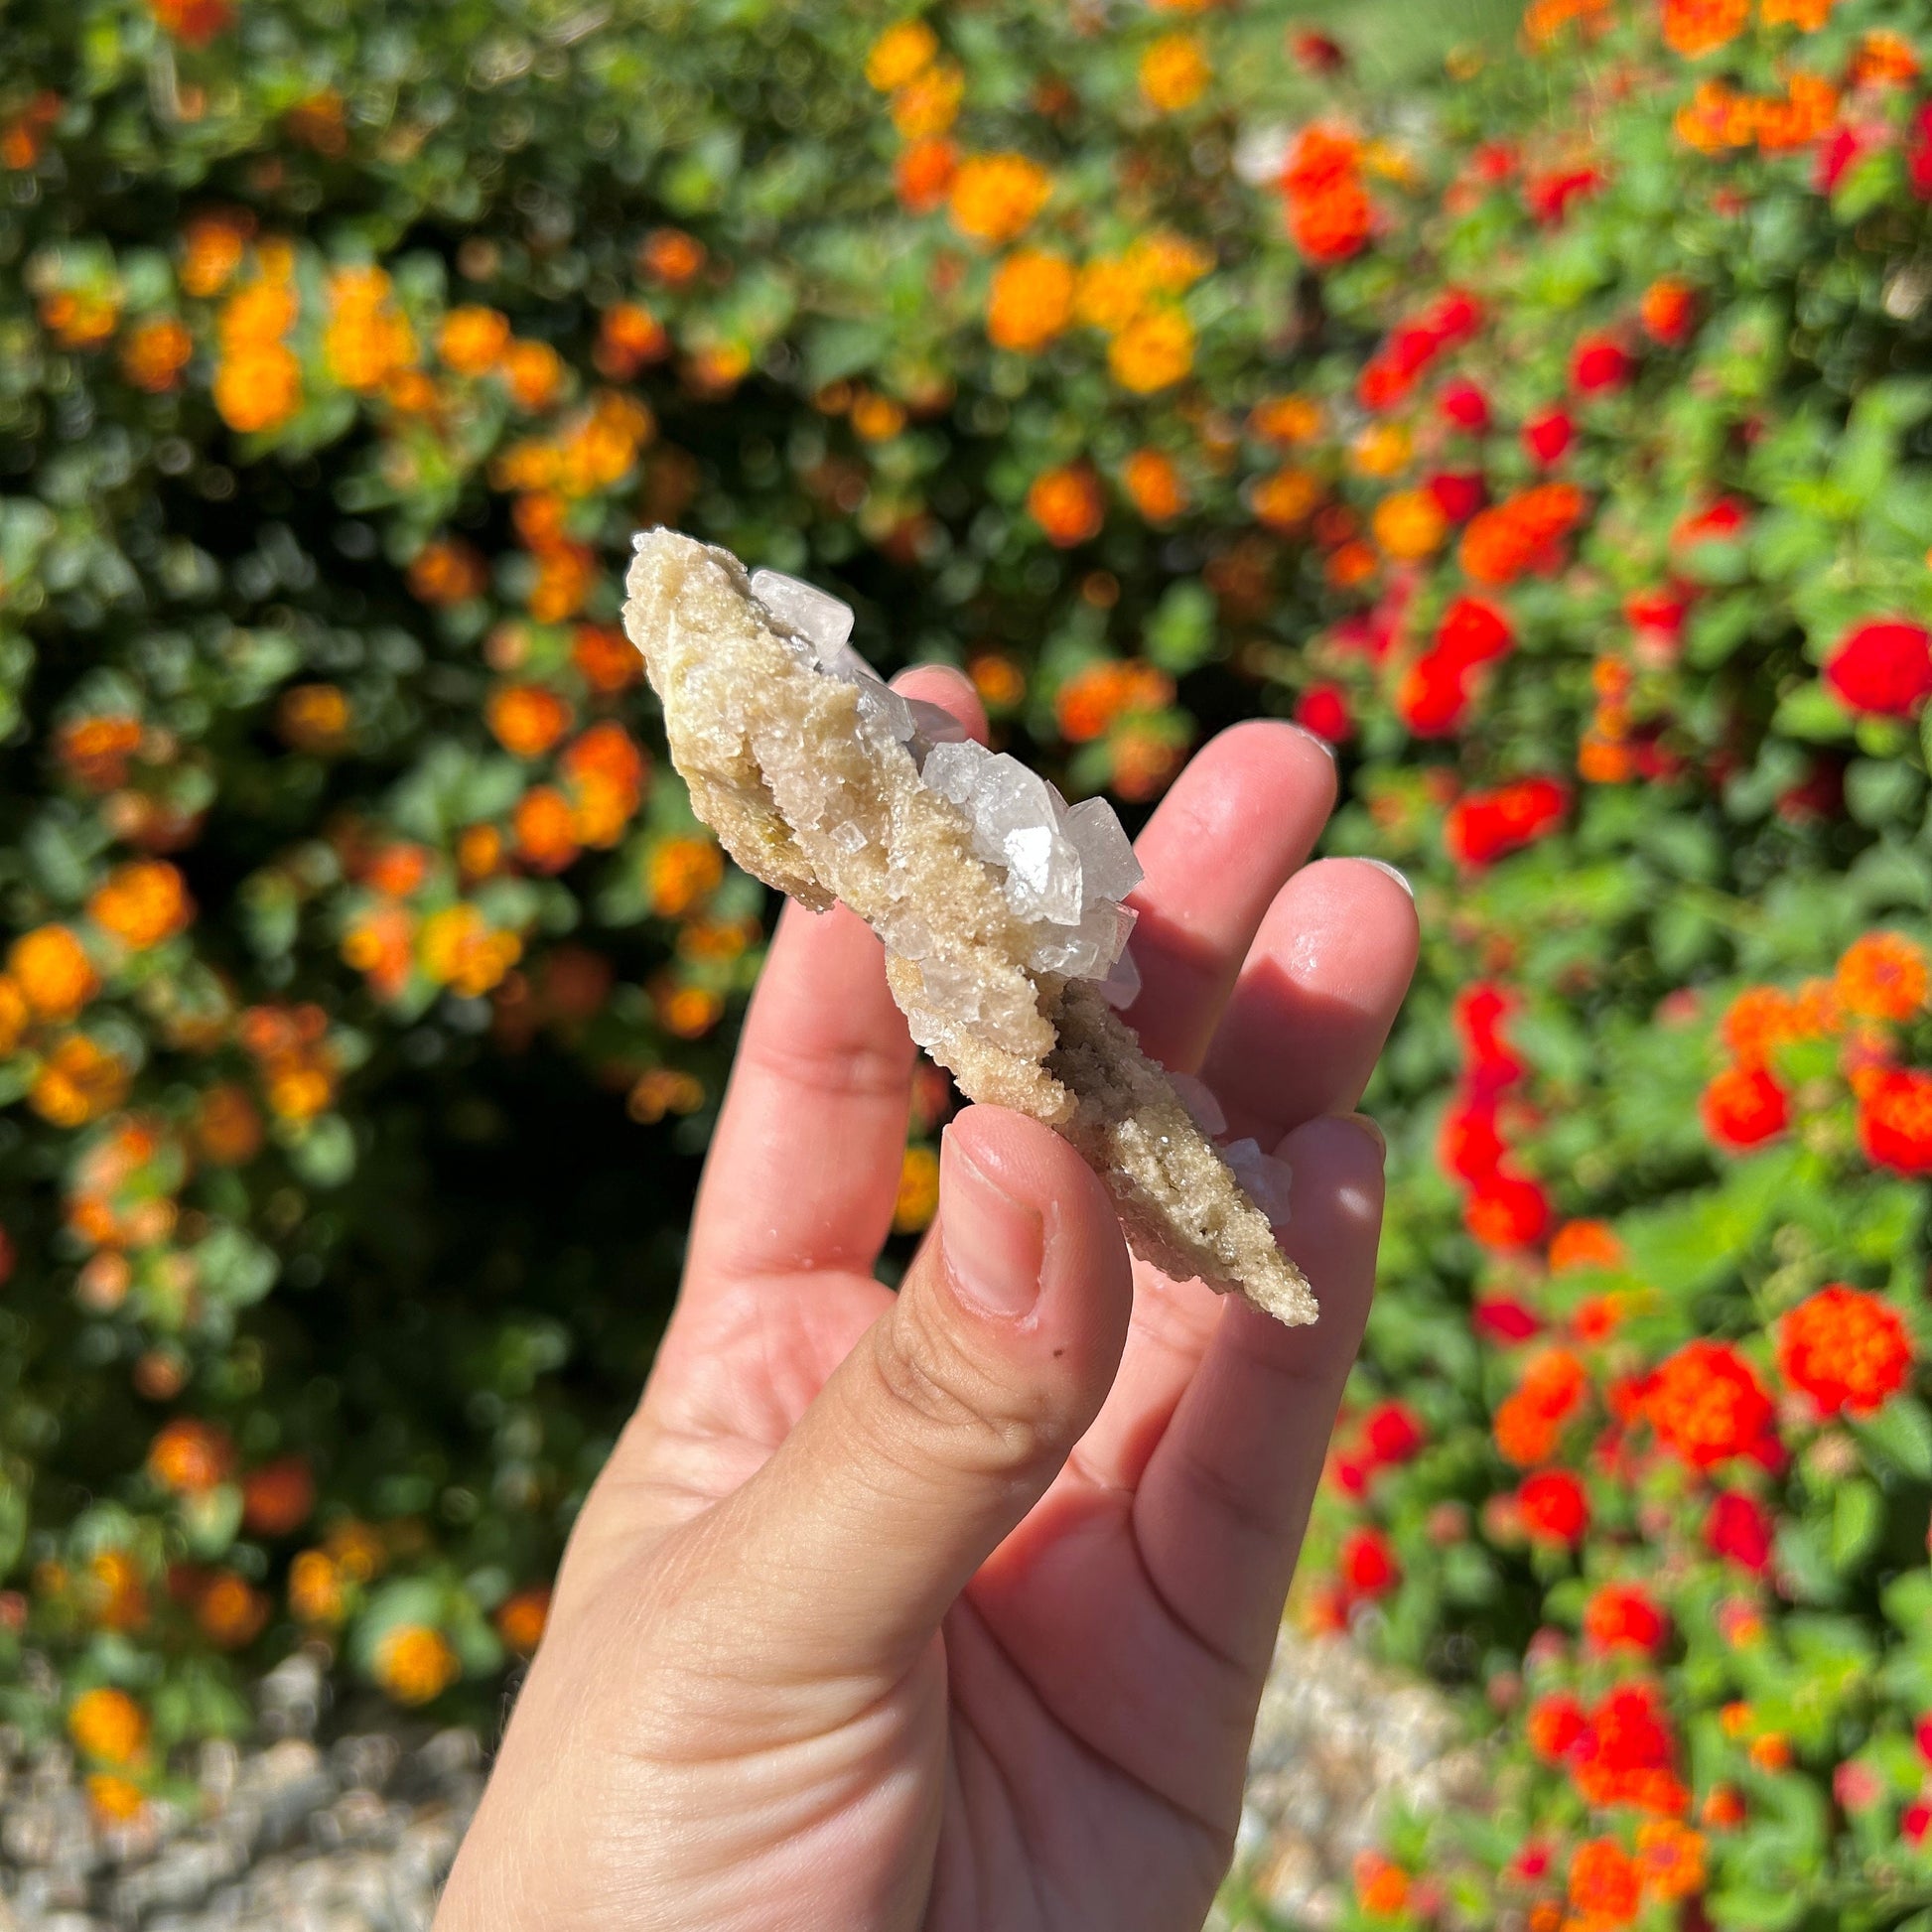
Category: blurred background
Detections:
[{"x1": 3, "y1": 0, "x2": 1932, "y2": 1925}]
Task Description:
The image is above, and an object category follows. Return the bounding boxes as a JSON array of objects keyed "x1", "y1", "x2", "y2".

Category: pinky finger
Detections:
[{"x1": 1128, "y1": 1112, "x2": 1385, "y2": 1685}]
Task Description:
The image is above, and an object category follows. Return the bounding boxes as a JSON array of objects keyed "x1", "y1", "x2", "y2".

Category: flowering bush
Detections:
[{"x1": 5, "y1": 0, "x2": 1932, "y2": 1915}]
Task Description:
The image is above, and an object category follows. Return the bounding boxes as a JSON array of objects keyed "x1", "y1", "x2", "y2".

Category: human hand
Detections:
[{"x1": 435, "y1": 668, "x2": 1419, "y2": 1932}]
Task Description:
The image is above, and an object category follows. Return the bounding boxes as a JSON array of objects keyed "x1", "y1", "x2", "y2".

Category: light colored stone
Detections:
[{"x1": 622, "y1": 530, "x2": 1315, "y2": 1322}]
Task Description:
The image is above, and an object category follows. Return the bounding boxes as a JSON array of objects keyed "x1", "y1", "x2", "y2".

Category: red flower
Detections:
[
  {"x1": 1706, "y1": 1490, "x2": 1774, "y2": 1573},
  {"x1": 1907, "y1": 1798, "x2": 1932, "y2": 1846},
  {"x1": 1426, "y1": 471, "x2": 1487, "y2": 522},
  {"x1": 1645, "y1": 1341, "x2": 1775, "y2": 1469},
  {"x1": 1673, "y1": 497, "x2": 1749, "y2": 548},
  {"x1": 1529, "y1": 1692, "x2": 1587, "y2": 1760},
  {"x1": 1363, "y1": 1400, "x2": 1427, "y2": 1463},
  {"x1": 1466, "y1": 1173, "x2": 1554, "y2": 1249},
  {"x1": 1572, "y1": 335, "x2": 1634, "y2": 393},
  {"x1": 1518, "y1": 1468, "x2": 1589, "y2": 1545},
  {"x1": 1824, "y1": 619, "x2": 1932, "y2": 718},
  {"x1": 1524, "y1": 166, "x2": 1604, "y2": 224},
  {"x1": 1396, "y1": 650, "x2": 1474, "y2": 737},
  {"x1": 1639, "y1": 279, "x2": 1697, "y2": 346},
  {"x1": 1446, "y1": 776, "x2": 1570, "y2": 867},
  {"x1": 1584, "y1": 1583, "x2": 1669, "y2": 1656},
  {"x1": 1474, "y1": 1296, "x2": 1546, "y2": 1343},
  {"x1": 1294, "y1": 681, "x2": 1354, "y2": 743},
  {"x1": 1439, "y1": 378, "x2": 1491, "y2": 433},
  {"x1": 1571, "y1": 1683, "x2": 1688, "y2": 1815},
  {"x1": 1437, "y1": 595, "x2": 1514, "y2": 667},
  {"x1": 1293, "y1": 30, "x2": 1347, "y2": 72},
  {"x1": 1778, "y1": 1285, "x2": 1912, "y2": 1417},
  {"x1": 1441, "y1": 1096, "x2": 1507, "y2": 1182},
  {"x1": 1701, "y1": 1064, "x2": 1789, "y2": 1150},
  {"x1": 1522, "y1": 407, "x2": 1575, "y2": 465},
  {"x1": 1861, "y1": 1066, "x2": 1932, "y2": 1173},
  {"x1": 1909, "y1": 101, "x2": 1932, "y2": 201},
  {"x1": 1341, "y1": 1526, "x2": 1401, "y2": 1596}
]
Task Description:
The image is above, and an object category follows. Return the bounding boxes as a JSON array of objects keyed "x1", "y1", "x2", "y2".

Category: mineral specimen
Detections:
[{"x1": 622, "y1": 529, "x2": 1314, "y2": 1326}]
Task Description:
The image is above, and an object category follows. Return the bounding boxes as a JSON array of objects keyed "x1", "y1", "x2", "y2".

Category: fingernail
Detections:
[
  {"x1": 939, "y1": 1127, "x2": 1046, "y2": 1318},
  {"x1": 1282, "y1": 720, "x2": 1337, "y2": 762},
  {"x1": 1341, "y1": 1110, "x2": 1387, "y2": 1160},
  {"x1": 1357, "y1": 857, "x2": 1414, "y2": 898}
]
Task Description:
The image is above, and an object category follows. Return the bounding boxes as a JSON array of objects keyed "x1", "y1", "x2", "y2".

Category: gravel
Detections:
[{"x1": 0, "y1": 1635, "x2": 1473, "y2": 1930}]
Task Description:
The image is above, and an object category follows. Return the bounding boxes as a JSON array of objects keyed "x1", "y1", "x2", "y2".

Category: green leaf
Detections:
[
  {"x1": 1856, "y1": 1397, "x2": 1932, "y2": 1481},
  {"x1": 1833, "y1": 1479, "x2": 1883, "y2": 1573}
]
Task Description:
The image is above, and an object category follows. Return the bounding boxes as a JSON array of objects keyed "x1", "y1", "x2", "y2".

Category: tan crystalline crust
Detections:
[{"x1": 623, "y1": 529, "x2": 1315, "y2": 1326}]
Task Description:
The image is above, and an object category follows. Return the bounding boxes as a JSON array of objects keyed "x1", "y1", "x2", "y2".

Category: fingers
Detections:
[
  {"x1": 1131, "y1": 1113, "x2": 1384, "y2": 1683},
  {"x1": 1123, "y1": 721, "x2": 1337, "y2": 1075},
  {"x1": 1200, "y1": 857, "x2": 1420, "y2": 1145},
  {"x1": 696, "y1": 1105, "x2": 1133, "y2": 1683},
  {"x1": 684, "y1": 662, "x2": 986, "y2": 1287},
  {"x1": 686, "y1": 898, "x2": 918, "y2": 1283},
  {"x1": 1069, "y1": 858, "x2": 1415, "y2": 1490}
]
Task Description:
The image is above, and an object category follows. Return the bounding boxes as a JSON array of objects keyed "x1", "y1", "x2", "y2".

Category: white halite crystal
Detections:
[{"x1": 750, "y1": 568, "x2": 854, "y2": 652}]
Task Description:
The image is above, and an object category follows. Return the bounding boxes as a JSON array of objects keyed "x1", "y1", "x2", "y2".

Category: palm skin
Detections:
[{"x1": 437, "y1": 670, "x2": 1418, "y2": 1932}]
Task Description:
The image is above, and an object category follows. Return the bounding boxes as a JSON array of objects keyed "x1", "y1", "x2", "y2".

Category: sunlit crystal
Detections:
[
  {"x1": 1221, "y1": 1138, "x2": 1294, "y2": 1226},
  {"x1": 750, "y1": 568, "x2": 853, "y2": 654}
]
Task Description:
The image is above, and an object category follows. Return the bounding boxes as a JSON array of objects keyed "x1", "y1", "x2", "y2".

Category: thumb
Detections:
[{"x1": 705, "y1": 1103, "x2": 1132, "y2": 1681}]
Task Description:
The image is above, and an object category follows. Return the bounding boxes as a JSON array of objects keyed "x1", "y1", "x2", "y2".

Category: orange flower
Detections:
[
  {"x1": 120, "y1": 317, "x2": 193, "y2": 392},
  {"x1": 30, "y1": 1035, "x2": 129, "y2": 1126},
  {"x1": 654, "y1": 978, "x2": 725, "y2": 1039},
  {"x1": 594, "y1": 301, "x2": 670, "y2": 378},
  {"x1": 1550, "y1": 1218, "x2": 1624, "y2": 1271},
  {"x1": 1761, "y1": 0, "x2": 1833, "y2": 26},
  {"x1": 151, "y1": 0, "x2": 233, "y2": 45},
  {"x1": 1851, "y1": 29, "x2": 1918, "y2": 85},
  {"x1": 289, "y1": 1550, "x2": 345, "y2": 1624},
  {"x1": 1251, "y1": 467, "x2": 1321, "y2": 531},
  {"x1": 1777, "y1": 1284, "x2": 1911, "y2": 1416},
  {"x1": 562, "y1": 724, "x2": 648, "y2": 846},
  {"x1": 513, "y1": 786, "x2": 581, "y2": 873},
  {"x1": 895, "y1": 1145, "x2": 940, "y2": 1232},
  {"x1": 648, "y1": 836, "x2": 725, "y2": 916},
  {"x1": 572, "y1": 622, "x2": 641, "y2": 693},
  {"x1": 1568, "y1": 1839, "x2": 1640, "y2": 1923},
  {"x1": 1140, "y1": 33, "x2": 1211, "y2": 112},
  {"x1": 1283, "y1": 125, "x2": 1373, "y2": 263},
  {"x1": 1250, "y1": 394, "x2": 1323, "y2": 445},
  {"x1": 948, "y1": 153, "x2": 1052, "y2": 245},
  {"x1": 1123, "y1": 449, "x2": 1188, "y2": 522},
  {"x1": 1835, "y1": 932, "x2": 1927, "y2": 1022},
  {"x1": 57, "y1": 715, "x2": 144, "y2": 791},
  {"x1": 374, "y1": 1623, "x2": 460, "y2": 1705},
  {"x1": 987, "y1": 249, "x2": 1076, "y2": 351},
  {"x1": 851, "y1": 392, "x2": 907, "y2": 441},
  {"x1": 419, "y1": 904, "x2": 522, "y2": 998},
  {"x1": 1371, "y1": 488, "x2": 1448, "y2": 561},
  {"x1": 195, "y1": 1572, "x2": 270, "y2": 1649},
  {"x1": 1493, "y1": 1347, "x2": 1588, "y2": 1466},
  {"x1": 437, "y1": 305, "x2": 511, "y2": 375},
  {"x1": 866, "y1": 19, "x2": 939, "y2": 91},
  {"x1": 278, "y1": 682, "x2": 350, "y2": 754},
  {"x1": 1352, "y1": 1851, "x2": 1410, "y2": 1916},
  {"x1": 495, "y1": 1586, "x2": 552, "y2": 1656},
  {"x1": 1721, "y1": 985, "x2": 1801, "y2": 1067},
  {"x1": 1645, "y1": 1340, "x2": 1773, "y2": 1466},
  {"x1": 892, "y1": 62, "x2": 965, "y2": 140},
  {"x1": 69, "y1": 1688, "x2": 148, "y2": 1766},
  {"x1": 1458, "y1": 482, "x2": 1587, "y2": 586},
  {"x1": 1028, "y1": 464, "x2": 1105, "y2": 546},
  {"x1": 195, "y1": 1083, "x2": 264, "y2": 1166},
  {"x1": 502, "y1": 339, "x2": 566, "y2": 411},
  {"x1": 11, "y1": 925, "x2": 98, "y2": 1021},
  {"x1": 179, "y1": 209, "x2": 251, "y2": 297},
  {"x1": 487, "y1": 684, "x2": 575, "y2": 759},
  {"x1": 89, "y1": 861, "x2": 192, "y2": 950},
  {"x1": 896, "y1": 136, "x2": 958, "y2": 212},
  {"x1": 1636, "y1": 1820, "x2": 1706, "y2": 1899},
  {"x1": 241, "y1": 1456, "x2": 316, "y2": 1537},
  {"x1": 87, "y1": 1774, "x2": 148, "y2": 1823},
  {"x1": 628, "y1": 1066, "x2": 707, "y2": 1123},
  {"x1": 148, "y1": 1418, "x2": 234, "y2": 1493},
  {"x1": 1108, "y1": 307, "x2": 1193, "y2": 393},
  {"x1": 640, "y1": 227, "x2": 707, "y2": 286},
  {"x1": 408, "y1": 537, "x2": 489, "y2": 607},
  {"x1": 1662, "y1": 0, "x2": 1748, "y2": 56},
  {"x1": 0, "y1": 975, "x2": 27, "y2": 1055},
  {"x1": 323, "y1": 266, "x2": 417, "y2": 392},
  {"x1": 213, "y1": 344, "x2": 302, "y2": 433},
  {"x1": 1054, "y1": 660, "x2": 1174, "y2": 743}
]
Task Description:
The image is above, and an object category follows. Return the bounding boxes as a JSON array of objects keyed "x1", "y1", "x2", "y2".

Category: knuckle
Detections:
[{"x1": 866, "y1": 1301, "x2": 1053, "y2": 1477}]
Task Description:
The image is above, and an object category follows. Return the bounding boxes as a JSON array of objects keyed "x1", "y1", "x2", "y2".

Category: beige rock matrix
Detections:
[{"x1": 622, "y1": 529, "x2": 1315, "y2": 1326}]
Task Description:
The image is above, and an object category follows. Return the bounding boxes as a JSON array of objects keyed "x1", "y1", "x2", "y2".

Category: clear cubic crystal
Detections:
[
  {"x1": 1097, "y1": 943, "x2": 1141, "y2": 1009},
  {"x1": 750, "y1": 569, "x2": 854, "y2": 654},
  {"x1": 1062, "y1": 796, "x2": 1144, "y2": 901}
]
